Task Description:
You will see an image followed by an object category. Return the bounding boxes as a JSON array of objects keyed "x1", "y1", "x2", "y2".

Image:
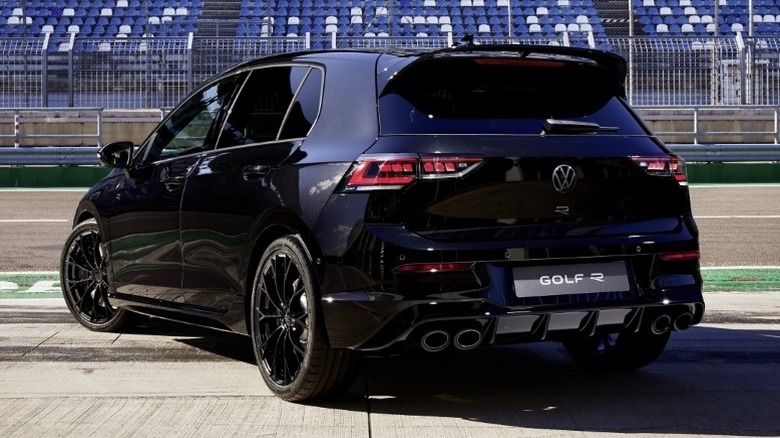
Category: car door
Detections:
[
  {"x1": 105, "y1": 75, "x2": 242, "y2": 305},
  {"x1": 178, "y1": 65, "x2": 324, "y2": 322}
]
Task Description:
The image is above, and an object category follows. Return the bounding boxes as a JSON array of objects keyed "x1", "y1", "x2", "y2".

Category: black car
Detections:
[{"x1": 61, "y1": 44, "x2": 704, "y2": 402}]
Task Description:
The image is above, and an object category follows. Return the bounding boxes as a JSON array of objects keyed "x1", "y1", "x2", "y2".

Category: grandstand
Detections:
[
  {"x1": 1, "y1": 1, "x2": 780, "y2": 110},
  {"x1": 1, "y1": 0, "x2": 779, "y2": 45}
]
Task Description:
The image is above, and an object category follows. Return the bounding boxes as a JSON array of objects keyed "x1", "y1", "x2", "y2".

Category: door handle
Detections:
[
  {"x1": 242, "y1": 164, "x2": 271, "y2": 181},
  {"x1": 163, "y1": 176, "x2": 186, "y2": 191}
]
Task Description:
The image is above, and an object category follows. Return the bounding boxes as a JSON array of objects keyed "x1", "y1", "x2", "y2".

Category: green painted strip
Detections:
[
  {"x1": 0, "y1": 273, "x2": 62, "y2": 299},
  {"x1": 701, "y1": 268, "x2": 780, "y2": 292}
]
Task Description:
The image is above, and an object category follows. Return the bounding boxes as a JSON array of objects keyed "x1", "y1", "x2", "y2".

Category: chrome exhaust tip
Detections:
[
  {"x1": 673, "y1": 312, "x2": 695, "y2": 331},
  {"x1": 420, "y1": 330, "x2": 451, "y2": 353},
  {"x1": 453, "y1": 328, "x2": 483, "y2": 351},
  {"x1": 650, "y1": 314, "x2": 672, "y2": 335}
]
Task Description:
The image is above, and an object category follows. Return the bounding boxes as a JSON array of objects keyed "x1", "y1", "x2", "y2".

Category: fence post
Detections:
[
  {"x1": 14, "y1": 111, "x2": 20, "y2": 148},
  {"x1": 67, "y1": 32, "x2": 76, "y2": 107},
  {"x1": 42, "y1": 34, "x2": 49, "y2": 107}
]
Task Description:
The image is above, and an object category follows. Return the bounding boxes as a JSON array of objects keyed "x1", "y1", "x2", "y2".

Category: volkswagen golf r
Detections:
[{"x1": 61, "y1": 44, "x2": 704, "y2": 401}]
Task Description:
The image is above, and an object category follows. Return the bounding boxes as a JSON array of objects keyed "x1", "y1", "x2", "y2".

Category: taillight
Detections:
[
  {"x1": 341, "y1": 155, "x2": 483, "y2": 191},
  {"x1": 343, "y1": 158, "x2": 417, "y2": 190},
  {"x1": 393, "y1": 262, "x2": 475, "y2": 273},
  {"x1": 659, "y1": 251, "x2": 700, "y2": 261},
  {"x1": 631, "y1": 156, "x2": 688, "y2": 185}
]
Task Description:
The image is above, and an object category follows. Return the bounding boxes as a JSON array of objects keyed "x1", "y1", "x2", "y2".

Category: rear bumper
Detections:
[
  {"x1": 316, "y1": 221, "x2": 703, "y2": 351},
  {"x1": 320, "y1": 274, "x2": 704, "y2": 351}
]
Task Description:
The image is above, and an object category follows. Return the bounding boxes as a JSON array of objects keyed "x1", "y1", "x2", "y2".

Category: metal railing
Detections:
[
  {"x1": 2, "y1": 143, "x2": 778, "y2": 166},
  {"x1": 2, "y1": 33, "x2": 780, "y2": 109},
  {"x1": 0, "y1": 107, "x2": 103, "y2": 147},
  {"x1": 640, "y1": 106, "x2": 780, "y2": 144}
]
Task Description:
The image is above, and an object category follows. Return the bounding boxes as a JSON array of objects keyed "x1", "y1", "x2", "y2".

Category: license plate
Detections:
[{"x1": 512, "y1": 262, "x2": 630, "y2": 298}]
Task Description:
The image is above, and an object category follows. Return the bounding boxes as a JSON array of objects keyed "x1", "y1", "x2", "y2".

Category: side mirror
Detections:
[{"x1": 98, "y1": 141, "x2": 134, "y2": 168}]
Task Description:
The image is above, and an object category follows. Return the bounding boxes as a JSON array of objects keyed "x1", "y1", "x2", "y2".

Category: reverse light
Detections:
[
  {"x1": 393, "y1": 262, "x2": 475, "y2": 274},
  {"x1": 659, "y1": 251, "x2": 700, "y2": 261},
  {"x1": 631, "y1": 156, "x2": 688, "y2": 185},
  {"x1": 342, "y1": 155, "x2": 483, "y2": 191}
]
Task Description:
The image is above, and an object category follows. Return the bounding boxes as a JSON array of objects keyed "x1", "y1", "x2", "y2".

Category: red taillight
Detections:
[
  {"x1": 631, "y1": 156, "x2": 688, "y2": 185},
  {"x1": 659, "y1": 251, "x2": 700, "y2": 261},
  {"x1": 344, "y1": 158, "x2": 418, "y2": 190},
  {"x1": 393, "y1": 262, "x2": 475, "y2": 273},
  {"x1": 342, "y1": 156, "x2": 483, "y2": 191},
  {"x1": 420, "y1": 156, "x2": 484, "y2": 179}
]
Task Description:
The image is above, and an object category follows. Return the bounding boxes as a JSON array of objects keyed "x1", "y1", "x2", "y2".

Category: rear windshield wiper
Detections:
[{"x1": 542, "y1": 119, "x2": 619, "y2": 134}]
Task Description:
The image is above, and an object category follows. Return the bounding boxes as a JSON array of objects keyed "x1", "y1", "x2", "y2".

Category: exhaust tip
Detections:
[
  {"x1": 673, "y1": 312, "x2": 695, "y2": 331},
  {"x1": 453, "y1": 328, "x2": 483, "y2": 351},
  {"x1": 421, "y1": 330, "x2": 451, "y2": 353},
  {"x1": 650, "y1": 314, "x2": 672, "y2": 335}
]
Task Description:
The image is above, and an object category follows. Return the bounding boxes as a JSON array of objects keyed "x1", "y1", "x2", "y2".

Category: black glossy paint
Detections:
[{"x1": 70, "y1": 46, "x2": 703, "y2": 350}]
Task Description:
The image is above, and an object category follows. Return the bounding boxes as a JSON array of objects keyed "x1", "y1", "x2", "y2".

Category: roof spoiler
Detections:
[{"x1": 379, "y1": 44, "x2": 628, "y2": 98}]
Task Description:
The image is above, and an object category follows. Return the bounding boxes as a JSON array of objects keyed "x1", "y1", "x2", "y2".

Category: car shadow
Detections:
[
  {"x1": 332, "y1": 325, "x2": 780, "y2": 436},
  {"x1": 147, "y1": 317, "x2": 779, "y2": 436},
  {"x1": 126, "y1": 316, "x2": 256, "y2": 364}
]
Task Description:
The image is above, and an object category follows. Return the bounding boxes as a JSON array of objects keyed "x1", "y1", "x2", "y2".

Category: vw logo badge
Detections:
[{"x1": 552, "y1": 164, "x2": 577, "y2": 194}]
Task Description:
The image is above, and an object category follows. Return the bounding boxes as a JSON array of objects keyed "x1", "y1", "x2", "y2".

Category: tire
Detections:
[
  {"x1": 60, "y1": 219, "x2": 131, "y2": 332},
  {"x1": 250, "y1": 235, "x2": 357, "y2": 402},
  {"x1": 563, "y1": 328, "x2": 671, "y2": 371}
]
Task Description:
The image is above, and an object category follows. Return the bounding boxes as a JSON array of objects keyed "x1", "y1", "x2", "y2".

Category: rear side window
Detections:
[
  {"x1": 217, "y1": 65, "x2": 322, "y2": 148},
  {"x1": 379, "y1": 56, "x2": 647, "y2": 136}
]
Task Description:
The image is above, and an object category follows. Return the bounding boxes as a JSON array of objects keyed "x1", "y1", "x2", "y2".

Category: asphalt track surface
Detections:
[
  {"x1": 0, "y1": 186, "x2": 779, "y2": 437},
  {"x1": 1, "y1": 185, "x2": 779, "y2": 271}
]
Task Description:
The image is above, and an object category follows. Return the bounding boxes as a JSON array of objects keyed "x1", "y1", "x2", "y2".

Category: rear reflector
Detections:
[
  {"x1": 659, "y1": 251, "x2": 700, "y2": 261},
  {"x1": 393, "y1": 262, "x2": 475, "y2": 274},
  {"x1": 631, "y1": 156, "x2": 688, "y2": 185},
  {"x1": 342, "y1": 155, "x2": 483, "y2": 191}
]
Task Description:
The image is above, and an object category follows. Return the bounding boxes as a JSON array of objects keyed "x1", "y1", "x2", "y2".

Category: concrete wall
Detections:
[{"x1": 2, "y1": 108, "x2": 777, "y2": 147}]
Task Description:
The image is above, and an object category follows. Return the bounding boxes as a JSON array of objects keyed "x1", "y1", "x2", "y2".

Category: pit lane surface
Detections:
[
  {"x1": 1, "y1": 186, "x2": 779, "y2": 437},
  {"x1": 1, "y1": 293, "x2": 778, "y2": 437}
]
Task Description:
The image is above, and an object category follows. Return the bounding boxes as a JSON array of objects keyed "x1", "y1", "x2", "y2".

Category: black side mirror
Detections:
[{"x1": 98, "y1": 141, "x2": 134, "y2": 168}]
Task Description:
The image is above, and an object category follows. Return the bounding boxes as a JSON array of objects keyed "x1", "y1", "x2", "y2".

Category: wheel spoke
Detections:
[
  {"x1": 258, "y1": 281, "x2": 283, "y2": 314},
  {"x1": 65, "y1": 257, "x2": 92, "y2": 274}
]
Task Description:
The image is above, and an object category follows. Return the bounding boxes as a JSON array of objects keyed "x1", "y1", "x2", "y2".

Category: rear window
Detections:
[{"x1": 378, "y1": 56, "x2": 647, "y2": 136}]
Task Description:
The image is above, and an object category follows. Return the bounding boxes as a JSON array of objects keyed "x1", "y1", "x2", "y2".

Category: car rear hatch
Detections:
[{"x1": 346, "y1": 46, "x2": 694, "y2": 242}]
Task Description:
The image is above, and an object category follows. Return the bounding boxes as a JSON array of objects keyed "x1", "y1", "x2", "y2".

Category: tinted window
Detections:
[
  {"x1": 140, "y1": 76, "x2": 240, "y2": 163},
  {"x1": 379, "y1": 57, "x2": 646, "y2": 136},
  {"x1": 218, "y1": 65, "x2": 319, "y2": 149},
  {"x1": 279, "y1": 67, "x2": 323, "y2": 139}
]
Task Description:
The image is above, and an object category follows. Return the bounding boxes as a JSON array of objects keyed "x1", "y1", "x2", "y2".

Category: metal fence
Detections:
[{"x1": 1, "y1": 33, "x2": 780, "y2": 109}]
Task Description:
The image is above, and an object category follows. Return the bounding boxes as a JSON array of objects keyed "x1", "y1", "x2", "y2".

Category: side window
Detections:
[
  {"x1": 217, "y1": 65, "x2": 321, "y2": 149},
  {"x1": 141, "y1": 75, "x2": 240, "y2": 163},
  {"x1": 279, "y1": 67, "x2": 323, "y2": 140}
]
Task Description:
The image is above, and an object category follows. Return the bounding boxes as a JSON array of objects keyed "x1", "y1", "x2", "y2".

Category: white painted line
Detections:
[
  {"x1": 0, "y1": 271, "x2": 59, "y2": 275},
  {"x1": 701, "y1": 266, "x2": 780, "y2": 270},
  {"x1": 690, "y1": 183, "x2": 780, "y2": 188},
  {"x1": 0, "y1": 188, "x2": 88, "y2": 192},
  {"x1": 696, "y1": 215, "x2": 780, "y2": 219},
  {"x1": 0, "y1": 219, "x2": 68, "y2": 223}
]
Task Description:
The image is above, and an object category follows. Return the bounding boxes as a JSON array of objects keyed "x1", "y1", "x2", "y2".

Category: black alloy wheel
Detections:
[
  {"x1": 60, "y1": 219, "x2": 130, "y2": 332},
  {"x1": 250, "y1": 235, "x2": 357, "y2": 401}
]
